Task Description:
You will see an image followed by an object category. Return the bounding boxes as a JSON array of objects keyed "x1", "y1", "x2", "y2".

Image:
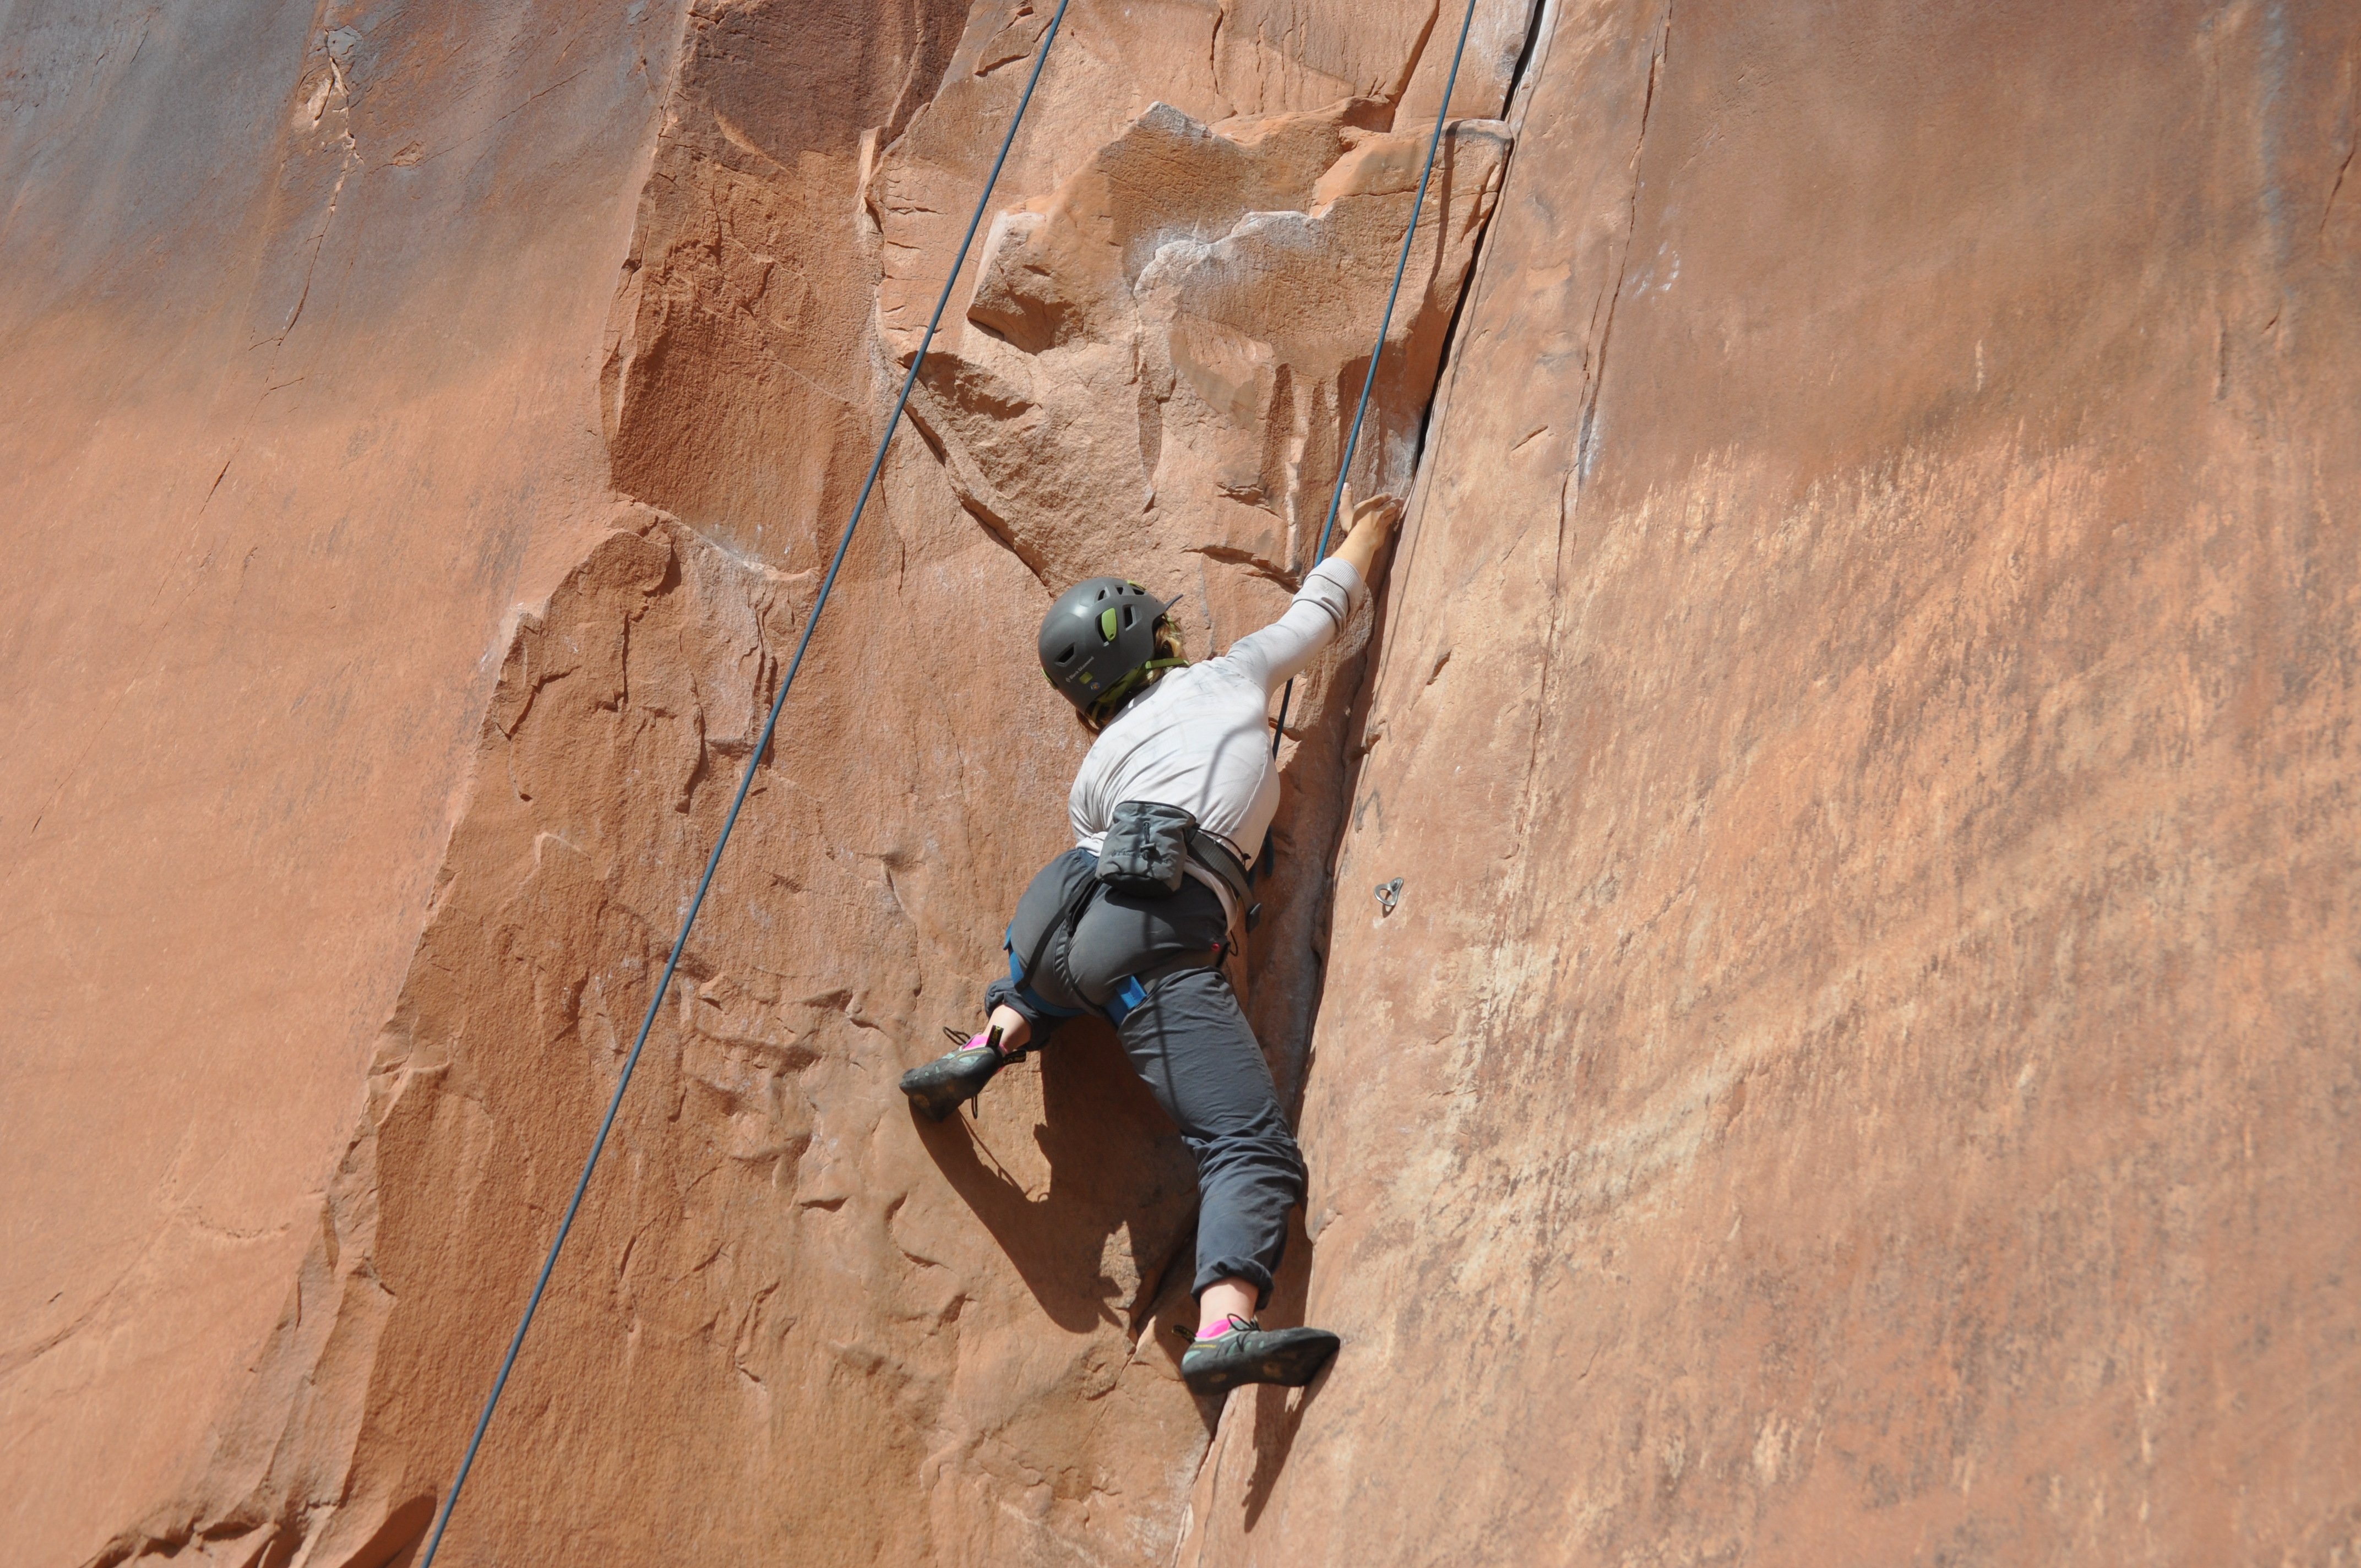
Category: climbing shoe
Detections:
[
  {"x1": 1174, "y1": 1316, "x2": 1341, "y2": 1395},
  {"x1": 901, "y1": 1027, "x2": 1011, "y2": 1121}
]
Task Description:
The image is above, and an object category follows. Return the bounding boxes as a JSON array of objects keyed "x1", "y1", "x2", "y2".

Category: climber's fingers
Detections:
[{"x1": 1351, "y1": 491, "x2": 1405, "y2": 533}]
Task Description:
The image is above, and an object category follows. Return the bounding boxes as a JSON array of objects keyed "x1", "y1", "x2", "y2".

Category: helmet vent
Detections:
[{"x1": 1055, "y1": 644, "x2": 1075, "y2": 664}]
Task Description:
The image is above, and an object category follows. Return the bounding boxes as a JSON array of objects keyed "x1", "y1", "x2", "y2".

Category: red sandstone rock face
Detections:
[
  {"x1": 4, "y1": 1, "x2": 2357, "y2": 1565},
  {"x1": 1182, "y1": 2, "x2": 2361, "y2": 1561},
  {"x1": 1, "y1": 3, "x2": 690, "y2": 1561}
]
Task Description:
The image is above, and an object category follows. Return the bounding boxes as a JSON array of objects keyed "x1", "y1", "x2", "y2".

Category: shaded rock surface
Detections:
[{"x1": 3, "y1": 2, "x2": 2357, "y2": 1567}]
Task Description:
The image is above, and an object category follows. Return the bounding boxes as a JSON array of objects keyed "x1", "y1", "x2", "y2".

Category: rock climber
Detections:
[{"x1": 900, "y1": 488, "x2": 1403, "y2": 1397}]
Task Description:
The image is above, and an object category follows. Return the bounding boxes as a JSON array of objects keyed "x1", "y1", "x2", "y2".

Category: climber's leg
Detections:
[
  {"x1": 1110, "y1": 964, "x2": 1340, "y2": 1393},
  {"x1": 1196, "y1": 1277, "x2": 1256, "y2": 1333},
  {"x1": 1108, "y1": 965, "x2": 1305, "y2": 1306},
  {"x1": 1065, "y1": 880, "x2": 1303, "y2": 1305},
  {"x1": 1064, "y1": 887, "x2": 1335, "y2": 1387},
  {"x1": 901, "y1": 847, "x2": 1095, "y2": 1120}
]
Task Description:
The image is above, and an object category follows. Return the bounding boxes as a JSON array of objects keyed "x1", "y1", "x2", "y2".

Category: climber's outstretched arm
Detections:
[{"x1": 1225, "y1": 491, "x2": 1404, "y2": 693}]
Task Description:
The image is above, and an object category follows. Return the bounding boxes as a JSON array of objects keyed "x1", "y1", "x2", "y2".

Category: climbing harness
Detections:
[
  {"x1": 1270, "y1": 0, "x2": 1483, "y2": 761},
  {"x1": 1002, "y1": 876, "x2": 1229, "y2": 1029},
  {"x1": 412, "y1": 4, "x2": 1075, "y2": 1561},
  {"x1": 1003, "y1": 816, "x2": 1248, "y2": 1031}
]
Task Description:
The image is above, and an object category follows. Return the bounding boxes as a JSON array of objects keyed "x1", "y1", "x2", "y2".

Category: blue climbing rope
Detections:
[
  {"x1": 412, "y1": 5, "x2": 1073, "y2": 1561},
  {"x1": 1271, "y1": 0, "x2": 1483, "y2": 758}
]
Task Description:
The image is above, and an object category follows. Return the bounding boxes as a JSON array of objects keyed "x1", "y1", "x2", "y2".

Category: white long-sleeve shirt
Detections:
[{"x1": 1069, "y1": 557, "x2": 1366, "y2": 882}]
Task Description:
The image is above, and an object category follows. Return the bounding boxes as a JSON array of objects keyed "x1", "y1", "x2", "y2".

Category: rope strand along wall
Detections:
[
  {"x1": 412, "y1": 5, "x2": 1073, "y2": 1560},
  {"x1": 1271, "y1": 0, "x2": 1484, "y2": 758}
]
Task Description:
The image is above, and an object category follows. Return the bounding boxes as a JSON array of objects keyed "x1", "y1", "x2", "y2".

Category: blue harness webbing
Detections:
[{"x1": 1108, "y1": 974, "x2": 1152, "y2": 1023}]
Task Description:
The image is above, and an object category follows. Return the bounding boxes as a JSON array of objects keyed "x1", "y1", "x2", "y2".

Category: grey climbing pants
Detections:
[{"x1": 985, "y1": 846, "x2": 1305, "y2": 1308}]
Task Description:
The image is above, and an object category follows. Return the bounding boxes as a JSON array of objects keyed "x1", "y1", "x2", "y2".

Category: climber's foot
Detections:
[
  {"x1": 901, "y1": 1030, "x2": 1008, "y2": 1121},
  {"x1": 1176, "y1": 1317, "x2": 1340, "y2": 1395}
]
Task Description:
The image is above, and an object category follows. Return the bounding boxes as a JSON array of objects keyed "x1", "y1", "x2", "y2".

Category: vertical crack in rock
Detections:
[
  {"x1": 1571, "y1": 0, "x2": 1667, "y2": 497},
  {"x1": 1380, "y1": 2, "x2": 1447, "y2": 121},
  {"x1": 2323, "y1": 79, "x2": 2357, "y2": 239},
  {"x1": 1510, "y1": 2, "x2": 1667, "y2": 856},
  {"x1": 1157, "y1": 0, "x2": 1564, "y2": 1536}
]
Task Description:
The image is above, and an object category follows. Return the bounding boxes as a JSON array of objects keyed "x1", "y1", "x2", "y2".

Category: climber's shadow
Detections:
[
  {"x1": 912, "y1": 1019, "x2": 1196, "y2": 1334},
  {"x1": 1230, "y1": 1209, "x2": 1324, "y2": 1528}
]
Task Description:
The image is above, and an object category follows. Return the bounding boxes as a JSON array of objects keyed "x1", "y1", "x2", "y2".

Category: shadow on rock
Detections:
[
  {"x1": 1239, "y1": 1377, "x2": 1323, "y2": 1531},
  {"x1": 1235, "y1": 1209, "x2": 1324, "y2": 1529},
  {"x1": 911, "y1": 1020, "x2": 1198, "y2": 1335}
]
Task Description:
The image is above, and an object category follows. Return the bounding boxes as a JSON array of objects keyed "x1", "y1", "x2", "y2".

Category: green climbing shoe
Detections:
[
  {"x1": 1177, "y1": 1317, "x2": 1341, "y2": 1395},
  {"x1": 901, "y1": 1029, "x2": 1009, "y2": 1121}
]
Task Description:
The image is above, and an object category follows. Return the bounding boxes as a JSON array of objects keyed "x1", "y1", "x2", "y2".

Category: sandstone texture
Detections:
[{"x1": 3, "y1": 2, "x2": 2357, "y2": 1566}]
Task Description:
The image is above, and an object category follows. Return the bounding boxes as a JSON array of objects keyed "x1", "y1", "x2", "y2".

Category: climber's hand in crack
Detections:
[{"x1": 1332, "y1": 486, "x2": 1403, "y2": 585}]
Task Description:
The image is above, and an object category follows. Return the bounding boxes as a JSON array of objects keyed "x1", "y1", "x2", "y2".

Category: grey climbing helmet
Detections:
[{"x1": 1038, "y1": 576, "x2": 1182, "y2": 719}]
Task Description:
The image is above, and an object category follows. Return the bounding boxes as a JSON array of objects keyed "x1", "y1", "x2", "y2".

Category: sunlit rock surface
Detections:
[{"x1": 3, "y1": 1, "x2": 2355, "y2": 1564}]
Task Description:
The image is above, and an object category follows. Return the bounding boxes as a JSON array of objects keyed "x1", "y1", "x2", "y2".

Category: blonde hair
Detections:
[{"x1": 1078, "y1": 617, "x2": 1188, "y2": 733}]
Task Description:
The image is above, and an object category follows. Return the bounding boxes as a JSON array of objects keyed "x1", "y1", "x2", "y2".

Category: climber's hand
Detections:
[
  {"x1": 1351, "y1": 491, "x2": 1403, "y2": 545},
  {"x1": 1333, "y1": 486, "x2": 1405, "y2": 584},
  {"x1": 987, "y1": 1003, "x2": 1032, "y2": 1055}
]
